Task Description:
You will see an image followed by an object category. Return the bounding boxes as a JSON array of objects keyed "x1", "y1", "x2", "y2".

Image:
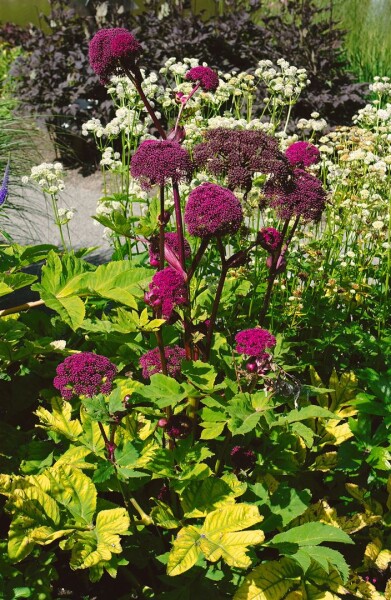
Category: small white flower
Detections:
[
  {"x1": 50, "y1": 340, "x2": 66, "y2": 350},
  {"x1": 373, "y1": 220, "x2": 384, "y2": 230}
]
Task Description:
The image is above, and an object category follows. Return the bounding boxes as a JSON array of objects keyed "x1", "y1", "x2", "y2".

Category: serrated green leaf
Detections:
[
  {"x1": 280, "y1": 406, "x2": 336, "y2": 424},
  {"x1": 151, "y1": 501, "x2": 181, "y2": 529},
  {"x1": 181, "y1": 360, "x2": 218, "y2": 391},
  {"x1": 270, "y1": 522, "x2": 353, "y2": 548},
  {"x1": 136, "y1": 375, "x2": 187, "y2": 408},
  {"x1": 291, "y1": 422, "x2": 315, "y2": 448}
]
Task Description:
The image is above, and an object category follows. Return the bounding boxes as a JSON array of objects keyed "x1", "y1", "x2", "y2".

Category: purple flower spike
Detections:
[
  {"x1": 89, "y1": 28, "x2": 142, "y2": 83},
  {"x1": 147, "y1": 266, "x2": 187, "y2": 319},
  {"x1": 265, "y1": 168, "x2": 326, "y2": 222},
  {"x1": 235, "y1": 328, "x2": 276, "y2": 357},
  {"x1": 185, "y1": 66, "x2": 219, "y2": 92},
  {"x1": 54, "y1": 352, "x2": 117, "y2": 400},
  {"x1": 285, "y1": 141, "x2": 320, "y2": 168},
  {"x1": 257, "y1": 227, "x2": 283, "y2": 252},
  {"x1": 185, "y1": 183, "x2": 243, "y2": 238},
  {"x1": 131, "y1": 140, "x2": 193, "y2": 189},
  {"x1": 0, "y1": 160, "x2": 10, "y2": 207},
  {"x1": 231, "y1": 446, "x2": 256, "y2": 471},
  {"x1": 139, "y1": 345, "x2": 186, "y2": 379}
]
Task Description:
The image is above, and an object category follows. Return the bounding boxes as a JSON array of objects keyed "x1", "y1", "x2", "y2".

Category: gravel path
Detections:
[{"x1": 8, "y1": 167, "x2": 112, "y2": 263}]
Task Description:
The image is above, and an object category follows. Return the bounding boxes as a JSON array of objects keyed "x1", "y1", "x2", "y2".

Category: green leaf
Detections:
[
  {"x1": 227, "y1": 394, "x2": 264, "y2": 435},
  {"x1": 234, "y1": 557, "x2": 302, "y2": 600},
  {"x1": 181, "y1": 478, "x2": 236, "y2": 518},
  {"x1": 82, "y1": 395, "x2": 111, "y2": 423},
  {"x1": 0, "y1": 273, "x2": 37, "y2": 297},
  {"x1": 256, "y1": 483, "x2": 311, "y2": 533},
  {"x1": 135, "y1": 375, "x2": 188, "y2": 408},
  {"x1": 151, "y1": 501, "x2": 181, "y2": 530},
  {"x1": 200, "y1": 421, "x2": 226, "y2": 440},
  {"x1": 115, "y1": 442, "x2": 148, "y2": 480},
  {"x1": 39, "y1": 290, "x2": 85, "y2": 330},
  {"x1": 291, "y1": 422, "x2": 315, "y2": 448},
  {"x1": 166, "y1": 525, "x2": 202, "y2": 576},
  {"x1": 270, "y1": 522, "x2": 353, "y2": 548},
  {"x1": 48, "y1": 465, "x2": 97, "y2": 525},
  {"x1": 181, "y1": 360, "x2": 218, "y2": 392},
  {"x1": 278, "y1": 406, "x2": 336, "y2": 425}
]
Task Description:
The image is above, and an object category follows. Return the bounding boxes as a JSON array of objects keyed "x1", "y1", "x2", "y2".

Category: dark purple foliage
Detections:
[
  {"x1": 53, "y1": 352, "x2": 117, "y2": 400},
  {"x1": 185, "y1": 183, "x2": 243, "y2": 238}
]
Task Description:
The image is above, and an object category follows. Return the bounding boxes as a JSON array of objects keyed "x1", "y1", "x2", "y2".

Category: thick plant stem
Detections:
[
  {"x1": 159, "y1": 185, "x2": 165, "y2": 270},
  {"x1": 172, "y1": 182, "x2": 187, "y2": 272},
  {"x1": 124, "y1": 65, "x2": 166, "y2": 139},
  {"x1": 187, "y1": 238, "x2": 209, "y2": 282},
  {"x1": 0, "y1": 299, "x2": 44, "y2": 317},
  {"x1": 204, "y1": 238, "x2": 228, "y2": 360},
  {"x1": 155, "y1": 329, "x2": 168, "y2": 376},
  {"x1": 258, "y1": 218, "x2": 291, "y2": 325}
]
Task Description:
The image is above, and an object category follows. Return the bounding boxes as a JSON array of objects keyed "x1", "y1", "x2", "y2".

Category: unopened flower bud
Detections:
[{"x1": 158, "y1": 418, "x2": 168, "y2": 428}]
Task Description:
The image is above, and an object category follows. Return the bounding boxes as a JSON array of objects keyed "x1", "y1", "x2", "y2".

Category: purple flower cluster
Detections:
[
  {"x1": 148, "y1": 232, "x2": 191, "y2": 268},
  {"x1": 0, "y1": 160, "x2": 10, "y2": 207},
  {"x1": 230, "y1": 446, "x2": 256, "y2": 471},
  {"x1": 257, "y1": 227, "x2": 283, "y2": 252},
  {"x1": 130, "y1": 140, "x2": 193, "y2": 189},
  {"x1": 285, "y1": 141, "x2": 320, "y2": 168},
  {"x1": 165, "y1": 413, "x2": 193, "y2": 439},
  {"x1": 194, "y1": 129, "x2": 290, "y2": 192},
  {"x1": 185, "y1": 183, "x2": 243, "y2": 238},
  {"x1": 54, "y1": 352, "x2": 117, "y2": 400},
  {"x1": 139, "y1": 345, "x2": 186, "y2": 379},
  {"x1": 235, "y1": 328, "x2": 276, "y2": 356},
  {"x1": 265, "y1": 168, "x2": 326, "y2": 222},
  {"x1": 88, "y1": 28, "x2": 142, "y2": 83},
  {"x1": 146, "y1": 266, "x2": 187, "y2": 319},
  {"x1": 185, "y1": 66, "x2": 219, "y2": 92}
]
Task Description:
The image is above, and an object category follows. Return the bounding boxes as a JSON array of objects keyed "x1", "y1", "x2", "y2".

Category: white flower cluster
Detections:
[
  {"x1": 100, "y1": 147, "x2": 122, "y2": 169},
  {"x1": 25, "y1": 162, "x2": 65, "y2": 194},
  {"x1": 353, "y1": 103, "x2": 391, "y2": 129},
  {"x1": 57, "y1": 207, "x2": 76, "y2": 225},
  {"x1": 160, "y1": 56, "x2": 200, "y2": 78},
  {"x1": 297, "y1": 112, "x2": 328, "y2": 133},
  {"x1": 83, "y1": 108, "x2": 152, "y2": 139},
  {"x1": 255, "y1": 58, "x2": 310, "y2": 105},
  {"x1": 369, "y1": 76, "x2": 391, "y2": 96}
]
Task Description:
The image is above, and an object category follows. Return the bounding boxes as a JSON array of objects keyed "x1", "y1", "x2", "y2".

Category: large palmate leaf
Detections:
[
  {"x1": 0, "y1": 273, "x2": 37, "y2": 298},
  {"x1": 167, "y1": 503, "x2": 264, "y2": 576},
  {"x1": 66, "y1": 508, "x2": 130, "y2": 570},
  {"x1": 181, "y1": 477, "x2": 236, "y2": 517}
]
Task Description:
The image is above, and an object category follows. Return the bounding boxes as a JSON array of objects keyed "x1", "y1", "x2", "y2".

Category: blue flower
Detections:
[{"x1": 0, "y1": 160, "x2": 10, "y2": 207}]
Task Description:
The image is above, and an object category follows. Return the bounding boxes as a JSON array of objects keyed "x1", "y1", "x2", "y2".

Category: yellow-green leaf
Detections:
[
  {"x1": 167, "y1": 525, "x2": 202, "y2": 576},
  {"x1": 234, "y1": 557, "x2": 302, "y2": 600},
  {"x1": 35, "y1": 398, "x2": 82, "y2": 441},
  {"x1": 203, "y1": 503, "x2": 263, "y2": 536},
  {"x1": 48, "y1": 465, "x2": 97, "y2": 524}
]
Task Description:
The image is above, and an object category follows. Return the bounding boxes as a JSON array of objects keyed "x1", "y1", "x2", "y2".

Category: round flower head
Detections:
[
  {"x1": 131, "y1": 140, "x2": 193, "y2": 189},
  {"x1": 257, "y1": 227, "x2": 283, "y2": 252},
  {"x1": 185, "y1": 66, "x2": 219, "y2": 92},
  {"x1": 265, "y1": 168, "x2": 326, "y2": 222},
  {"x1": 285, "y1": 141, "x2": 320, "y2": 168},
  {"x1": 235, "y1": 328, "x2": 276, "y2": 357},
  {"x1": 185, "y1": 183, "x2": 243, "y2": 238},
  {"x1": 139, "y1": 345, "x2": 186, "y2": 379},
  {"x1": 165, "y1": 413, "x2": 193, "y2": 439},
  {"x1": 89, "y1": 28, "x2": 142, "y2": 84},
  {"x1": 147, "y1": 267, "x2": 187, "y2": 319},
  {"x1": 149, "y1": 232, "x2": 191, "y2": 268},
  {"x1": 231, "y1": 446, "x2": 256, "y2": 472},
  {"x1": 194, "y1": 129, "x2": 290, "y2": 192},
  {"x1": 54, "y1": 352, "x2": 117, "y2": 400}
]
